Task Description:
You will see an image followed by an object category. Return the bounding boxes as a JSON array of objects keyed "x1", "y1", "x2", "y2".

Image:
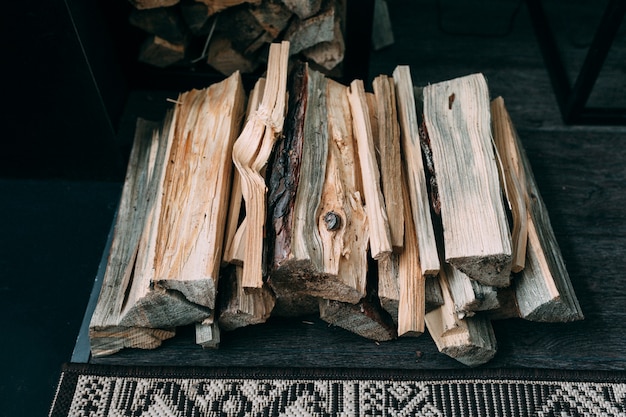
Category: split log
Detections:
[
  {"x1": 284, "y1": 2, "x2": 335, "y2": 55},
  {"x1": 491, "y1": 97, "x2": 583, "y2": 322},
  {"x1": 215, "y1": 6, "x2": 274, "y2": 55},
  {"x1": 207, "y1": 36, "x2": 262, "y2": 76},
  {"x1": 442, "y1": 261, "x2": 499, "y2": 320},
  {"x1": 425, "y1": 274, "x2": 444, "y2": 313},
  {"x1": 138, "y1": 35, "x2": 186, "y2": 68},
  {"x1": 281, "y1": 0, "x2": 322, "y2": 19},
  {"x1": 372, "y1": 74, "x2": 404, "y2": 249},
  {"x1": 218, "y1": 265, "x2": 275, "y2": 331},
  {"x1": 233, "y1": 41, "x2": 289, "y2": 290},
  {"x1": 392, "y1": 66, "x2": 440, "y2": 275},
  {"x1": 128, "y1": 6, "x2": 188, "y2": 44},
  {"x1": 347, "y1": 79, "x2": 392, "y2": 259},
  {"x1": 422, "y1": 73, "x2": 512, "y2": 287},
  {"x1": 249, "y1": 0, "x2": 294, "y2": 38},
  {"x1": 301, "y1": 21, "x2": 345, "y2": 71},
  {"x1": 424, "y1": 269, "x2": 498, "y2": 367},
  {"x1": 267, "y1": 65, "x2": 368, "y2": 305},
  {"x1": 195, "y1": 316, "x2": 221, "y2": 348}
]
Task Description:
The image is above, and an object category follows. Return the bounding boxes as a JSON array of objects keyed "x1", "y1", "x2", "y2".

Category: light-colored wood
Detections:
[
  {"x1": 233, "y1": 41, "x2": 289, "y2": 290},
  {"x1": 223, "y1": 78, "x2": 265, "y2": 265},
  {"x1": 301, "y1": 21, "x2": 345, "y2": 71},
  {"x1": 371, "y1": 0, "x2": 394, "y2": 51},
  {"x1": 281, "y1": 0, "x2": 322, "y2": 19},
  {"x1": 378, "y1": 253, "x2": 399, "y2": 323},
  {"x1": 490, "y1": 97, "x2": 583, "y2": 322},
  {"x1": 397, "y1": 176, "x2": 425, "y2": 337},
  {"x1": 218, "y1": 266, "x2": 275, "y2": 331},
  {"x1": 392, "y1": 66, "x2": 440, "y2": 276},
  {"x1": 195, "y1": 316, "x2": 220, "y2": 348},
  {"x1": 373, "y1": 75, "x2": 404, "y2": 249},
  {"x1": 137, "y1": 35, "x2": 186, "y2": 68},
  {"x1": 347, "y1": 79, "x2": 392, "y2": 260},
  {"x1": 267, "y1": 66, "x2": 368, "y2": 305},
  {"x1": 443, "y1": 261, "x2": 500, "y2": 319},
  {"x1": 424, "y1": 270, "x2": 498, "y2": 367},
  {"x1": 491, "y1": 96, "x2": 528, "y2": 273},
  {"x1": 148, "y1": 72, "x2": 246, "y2": 309},
  {"x1": 284, "y1": 2, "x2": 335, "y2": 55},
  {"x1": 423, "y1": 73, "x2": 512, "y2": 287}
]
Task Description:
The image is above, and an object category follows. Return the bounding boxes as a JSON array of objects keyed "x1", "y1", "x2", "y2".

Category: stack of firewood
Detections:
[
  {"x1": 89, "y1": 42, "x2": 583, "y2": 366},
  {"x1": 129, "y1": 0, "x2": 346, "y2": 76}
]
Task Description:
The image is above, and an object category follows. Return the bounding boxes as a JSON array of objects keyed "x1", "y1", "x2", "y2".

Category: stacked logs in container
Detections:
[
  {"x1": 89, "y1": 41, "x2": 583, "y2": 366},
  {"x1": 128, "y1": 0, "x2": 346, "y2": 77}
]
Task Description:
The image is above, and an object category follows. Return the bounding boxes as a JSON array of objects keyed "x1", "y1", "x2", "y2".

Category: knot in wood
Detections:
[{"x1": 324, "y1": 211, "x2": 341, "y2": 231}]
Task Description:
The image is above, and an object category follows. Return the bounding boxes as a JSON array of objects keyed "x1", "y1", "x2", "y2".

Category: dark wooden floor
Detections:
[{"x1": 1, "y1": 0, "x2": 624, "y2": 415}]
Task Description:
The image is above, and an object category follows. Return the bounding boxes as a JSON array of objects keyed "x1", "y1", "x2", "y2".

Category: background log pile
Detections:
[
  {"x1": 128, "y1": 0, "x2": 347, "y2": 77},
  {"x1": 89, "y1": 42, "x2": 583, "y2": 366}
]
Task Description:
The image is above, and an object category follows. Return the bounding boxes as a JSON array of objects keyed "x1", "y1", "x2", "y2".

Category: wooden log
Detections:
[
  {"x1": 137, "y1": 35, "x2": 186, "y2": 68},
  {"x1": 207, "y1": 36, "x2": 262, "y2": 76},
  {"x1": 267, "y1": 65, "x2": 368, "y2": 305},
  {"x1": 215, "y1": 6, "x2": 273, "y2": 55},
  {"x1": 195, "y1": 316, "x2": 221, "y2": 348},
  {"x1": 128, "y1": 6, "x2": 188, "y2": 44},
  {"x1": 490, "y1": 97, "x2": 583, "y2": 322},
  {"x1": 195, "y1": 0, "x2": 262, "y2": 16},
  {"x1": 347, "y1": 79, "x2": 392, "y2": 260},
  {"x1": 372, "y1": 74, "x2": 404, "y2": 249},
  {"x1": 249, "y1": 0, "x2": 294, "y2": 38},
  {"x1": 89, "y1": 118, "x2": 195, "y2": 357},
  {"x1": 487, "y1": 286, "x2": 520, "y2": 320},
  {"x1": 233, "y1": 41, "x2": 289, "y2": 290},
  {"x1": 422, "y1": 73, "x2": 512, "y2": 287},
  {"x1": 284, "y1": 2, "x2": 335, "y2": 55},
  {"x1": 281, "y1": 0, "x2": 322, "y2": 19},
  {"x1": 129, "y1": 0, "x2": 180, "y2": 10},
  {"x1": 392, "y1": 66, "x2": 440, "y2": 276},
  {"x1": 223, "y1": 78, "x2": 265, "y2": 265},
  {"x1": 425, "y1": 274, "x2": 444, "y2": 313},
  {"x1": 217, "y1": 265, "x2": 275, "y2": 331},
  {"x1": 424, "y1": 270, "x2": 498, "y2": 367},
  {"x1": 371, "y1": 0, "x2": 394, "y2": 51},
  {"x1": 301, "y1": 20, "x2": 345, "y2": 71}
]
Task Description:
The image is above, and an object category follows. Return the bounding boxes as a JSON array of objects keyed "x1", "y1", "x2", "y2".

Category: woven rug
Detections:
[{"x1": 49, "y1": 363, "x2": 626, "y2": 417}]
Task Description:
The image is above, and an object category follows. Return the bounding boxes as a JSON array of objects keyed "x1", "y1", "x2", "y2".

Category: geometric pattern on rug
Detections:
[{"x1": 57, "y1": 374, "x2": 626, "y2": 417}]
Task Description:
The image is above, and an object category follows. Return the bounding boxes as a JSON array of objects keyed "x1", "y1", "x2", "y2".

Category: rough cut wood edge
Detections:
[
  {"x1": 223, "y1": 77, "x2": 266, "y2": 265},
  {"x1": 218, "y1": 265, "x2": 275, "y2": 331},
  {"x1": 425, "y1": 274, "x2": 444, "y2": 313},
  {"x1": 233, "y1": 41, "x2": 289, "y2": 290},
  {"x1": 373, "y1": 75, "x2": 404, "y2": 249},
  {"x1": 490, "y1": 98, "x2": 584, "y2": 322},
  {"x1": 348, "y1": 79, "x2": 392, "y2": 260},
  {"x1": 491, "y1": 97, "x2": 528, "y2": 273},
  {"x1": 267, "y1": 65, "x2": 367, "y2": 305},
  {"x1": 392, "y1": 66, "x2": 440, "y2": 276},
  {"x1": 151, "y1": 71, "x2": 246, "y2": 308},
  {"x1": 195, "y1": 317, "x2": 221, "y2": 348},
  {"x1": 424, "y1": 270, "x2": 497, "y2": 367},
  {"x1": 444, "y1": 262, "x2": 500, "y2": 319},
  {"x1": 423, "y1": 73, "x2": 512, "y2": 287},
  {"x1": 89, "y1": 118, "x2": 181, "y2": 356}
]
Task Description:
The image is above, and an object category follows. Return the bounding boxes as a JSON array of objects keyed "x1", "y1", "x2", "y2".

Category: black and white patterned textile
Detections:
[{"x1": 49, "y1": 364, "x2": 626, "y2": 417}]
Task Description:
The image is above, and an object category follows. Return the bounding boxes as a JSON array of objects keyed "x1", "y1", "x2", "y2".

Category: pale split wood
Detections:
[
  {"x1": 443, "y1": 261, "x2": 500, "y2": 320},
  {"x1": 373, "y1": 74, "x2": 404, "y2": 249},
  {"x1": 392, "y1": 66, "x2": 440, "y2": 275},
  {"x1": 233, "y1": 41, "x2": 290, "y2": 290},
  {"x1": 424, "y1": 269, "x2": 497, "y2": 367},
  {"x1": 490, "y1": 97, "x2": 583, "y2": 322},
  {"x1": 151, "y1": 71, "x2": 246, "y2": 308},
  {"x1": 223, "y1": 77, "x2": 266, "y2": 265},
  {"x1": 422, "y1": 73, "x2": 512, "y2": 287},
  {"x1": 218, "y1": 265, "x2": 276, "y2": 331},
  {"x1": 491, "y1": 96, "x2": 528, "y2": 273},
  {"x1": 347, "y1": 79, "x2": 392, "y2": 260},
  {"x1": 371, "y1": 0, "x2": 395, "y2": 51}
]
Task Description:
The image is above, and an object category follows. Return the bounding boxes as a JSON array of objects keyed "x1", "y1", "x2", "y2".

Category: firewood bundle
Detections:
[
  {"x1": 89, "y1": 42, "x2": 583, "y2": 366},
  {"x1": 129, "y1": 0, "x2": 346, "y2": 76}
]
